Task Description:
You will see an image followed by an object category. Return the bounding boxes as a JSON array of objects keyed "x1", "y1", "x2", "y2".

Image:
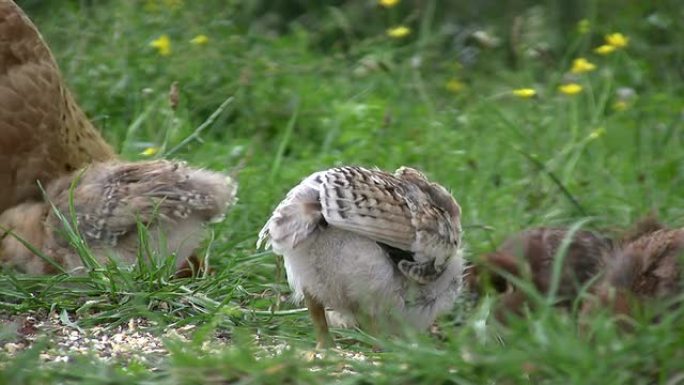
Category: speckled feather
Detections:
[
  {"x1": 0, "y1": 160, "x2": 237, "y2": 274},
  {"x1": 44, "y1": 161, "x2": 237, "y2": 248}
]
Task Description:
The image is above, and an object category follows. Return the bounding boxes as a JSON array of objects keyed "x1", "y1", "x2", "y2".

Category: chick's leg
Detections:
[{"x1": 304, "y1": 291, "x2": 333, "y2": 349}]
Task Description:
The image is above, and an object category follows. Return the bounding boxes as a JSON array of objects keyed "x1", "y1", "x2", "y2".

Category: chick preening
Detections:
[
  {"x1": 0, "y1": 160, "x2": 237, "y2": 274},
  {"x1": 0, "y1": 0, "x2": 115, "y2": 213},
  {"x1": 474, "y1": 227, "x2": 612, "y2": 320},
  {"x1": 258, "y1": 166, "x2": 464, "y2": 348},
  {"x1": 583, "y1": 227, "x2": 683, "y2": 327}
]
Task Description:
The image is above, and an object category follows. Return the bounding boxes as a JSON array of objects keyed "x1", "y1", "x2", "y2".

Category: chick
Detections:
[
  {"x1": 473, "y1": 227, "x2": 612, "y2": 320},
  {"x1": 0, "y1": 0, "x2": 115, "y2": 213},
  {"x1": 258, "y1": 166, "x2": 464, "y2": 348},
  {"x1": 582, "y1": 227, "x2": 683, "y2": 327},
  {"x1": 0, "y1": 160, "x2": 237, "y2": 274}
]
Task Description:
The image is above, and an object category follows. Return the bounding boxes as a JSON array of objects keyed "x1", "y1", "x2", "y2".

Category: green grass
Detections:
[{"x1": 2, "y1": 0, "x2": 684, "y2": 383}]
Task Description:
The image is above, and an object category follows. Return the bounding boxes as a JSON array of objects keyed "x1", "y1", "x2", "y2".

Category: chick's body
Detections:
[
  {"x1": 0, "y1": 160, "x2": 237, "y2": 274},
  {"x1": 284, "y1": 227, "x2": 463, "y2": 330},
  {"x1": 259, "y1": 166, "x2": 463, "y2": 347}
]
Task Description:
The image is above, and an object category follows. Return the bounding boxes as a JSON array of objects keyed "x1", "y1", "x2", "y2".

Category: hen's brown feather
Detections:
[{"x1": 0, "y1": 0, "x2": 114, "y2": 213}]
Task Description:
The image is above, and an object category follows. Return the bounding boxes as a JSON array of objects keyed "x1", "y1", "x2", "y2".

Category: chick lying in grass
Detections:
[
  {"x1": 0, "y1": 160, "x2": 236, "y2": 274},
  {"x1": 469, "y1": 227, "x2": 612, "y2": 322},
  {"x1": 474, "y1": 217, "x2": 683, "y2": 328},
  {"x1": 582, "y1": 222, "x2": 683, "y2": 329},
  {"x1": 258, "y1": 166, "x2": 464, "y2": 348}
]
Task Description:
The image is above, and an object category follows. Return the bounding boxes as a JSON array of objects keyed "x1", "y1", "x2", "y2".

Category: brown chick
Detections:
[
  {"x1": 472, "y1": 227, "x2": 613, "y2": 321},
  {"x1": 0, "y1": 0, "x2": 115, "y2": 213},
  {"x1": 582, "y1": 227, "x2": 683, "y2": 328},
  {"x1": 0, "y1": 160, "x2": 237, "y2": 274}
]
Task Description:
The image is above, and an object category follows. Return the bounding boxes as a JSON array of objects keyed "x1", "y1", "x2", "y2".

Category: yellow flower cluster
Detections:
[
  {"x1": 510, "y1": 30, "x2": 630, "y2": 101},
  {"x1": 150, "y1": 34, "x2": 210, "y2": 56},
  {"x1": 594, "y1": 32, "x2": 629, "y2": 55}
]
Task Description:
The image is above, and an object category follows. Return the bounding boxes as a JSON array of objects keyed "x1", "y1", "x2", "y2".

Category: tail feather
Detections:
[{"x1": 257, "y1": 173, "x2": 324, "y2": 251}]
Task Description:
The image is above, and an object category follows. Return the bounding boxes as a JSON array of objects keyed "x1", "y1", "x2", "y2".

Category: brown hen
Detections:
[{"x1": 0, "y1": 0, "x2": 115, "y2": 213}]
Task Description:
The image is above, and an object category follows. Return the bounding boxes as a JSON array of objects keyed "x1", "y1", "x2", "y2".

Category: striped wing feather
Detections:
[
  {"x1": 320, "y1": 167, "x2": 461, "y2": 263},
  {"x1": 319, "y1": 167, "x2": 415, "y2": 251}
]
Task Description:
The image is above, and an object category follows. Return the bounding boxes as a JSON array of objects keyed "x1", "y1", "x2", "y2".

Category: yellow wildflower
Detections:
[
  {"x1": 387, "y1": 26, "x2": 411, "y2": 39},
  {"x1": 190, "y1": 34, "x2": 209, "y2": 45},
  {"x1": 605, "y1": 32, "x2": 629, "y2": 48},
  {"x1": 379, "y1": 0, "x2": 399, "y2": 8},
  {"x1": 512, "y1": 88, "x2": 537, "y2": 99},
  {"x1": 577, "y1": 19, "x2": 590, "y2": 34},
  {"x1": 150, "y1": 34, "x2": 171, "y2": 56},
  {"x1": 570, "y1": 57, "x2": 596, "y2": 74},
  {"x1": 594, "y1": 44, "x2": 616, "y2": 55},
  {"x1": 446, "y1": 79, "x2": 465, "y2": 93},
  {"x1": 141, "y1": 147, "x2": 159, "y2": 156},
  {"x1": 558, "y1": 83, "x2": 582, "y2": 95}
]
